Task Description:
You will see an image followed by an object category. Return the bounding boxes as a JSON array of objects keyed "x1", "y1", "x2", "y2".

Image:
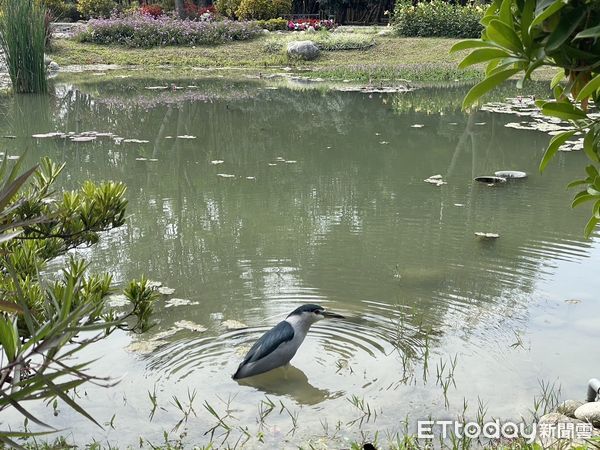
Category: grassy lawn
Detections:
[{"x1": 49, "y1": 34, "x2": 481, "y2": 82}]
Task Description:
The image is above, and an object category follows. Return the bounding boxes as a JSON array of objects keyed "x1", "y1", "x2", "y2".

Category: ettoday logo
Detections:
[{"x1": 417, "y1": 420, "x2": 594, "y2": 443}]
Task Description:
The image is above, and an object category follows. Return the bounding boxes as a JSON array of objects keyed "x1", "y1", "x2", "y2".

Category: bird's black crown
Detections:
[{"x1": 287, "y1": 304, "x2": 324, "y2": 317}]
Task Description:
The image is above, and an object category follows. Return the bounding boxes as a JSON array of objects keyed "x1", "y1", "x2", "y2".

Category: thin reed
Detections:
[{"x1": 0, "y1": 0, "x2": 48, "y2": 93}]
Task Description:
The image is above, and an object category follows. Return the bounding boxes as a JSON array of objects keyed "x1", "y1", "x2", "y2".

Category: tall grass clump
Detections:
[{"x1": 0, "y1": 0, "x2": 48, "y2": 93}]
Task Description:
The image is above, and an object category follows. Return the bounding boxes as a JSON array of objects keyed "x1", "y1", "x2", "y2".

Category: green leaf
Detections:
[
  {"x1": 449, "y1": 40, "x2": 497, "y2": 53},
  {"x1": 583, "y1": 130, "x2": 599, "y2": 163},
  {"x1": 567, "y1": 179, "x2": 588, "y2": 188},
  {"x1": 458, "y1": 48, "x2": 512, "y2": 69},
  {"x1": 550, "y1": 70, "x2": 565, "y2": 89},
  {"x1": 462, "y1": 68, "x2": 520, "y2": 109},
  {"x1": 520, "y1": 0, "x2": 535, "y2": 46},
  {"x1": 499, "y1": 0, "x2": 514, "y2": 28},
  {"x1": 488, "y1": 19, "x2": 523, "y2": 53},
  {"x1": 529, "y1": 0, "x2": 566, "y2": 31},
  {"x1": 540, "y1": 102, "x2": 587, "y2": 121},
  {"x1": 539, "y1": 130, "x2": 576, "y2": 172},
  {"x1": 576, "y1": 74, "x2": 600, "y2": 102},
  {"x1": 572, "y1": 191, "x2": 596, "y2": 208},
  {"x1": 546, "y1": 8, "x2": 586, "y2": 52},
  {"x1": 574, "y1": 24, "x2": 600, "y2": 40},
  {"x1": 0, "y1": 165, "x2": 37, "y2": 212},
  {"x1": 584, "y1": 215, "x2": 598, "y2": 238}
]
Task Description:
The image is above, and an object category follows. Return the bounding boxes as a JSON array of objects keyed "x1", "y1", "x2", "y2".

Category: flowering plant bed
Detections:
[
  {"x1": 287, "y1": 19, "x2": 335, "y2": 31},
  {"x1": 78, "y1": 14, "x2": 261, "y2": 47}
]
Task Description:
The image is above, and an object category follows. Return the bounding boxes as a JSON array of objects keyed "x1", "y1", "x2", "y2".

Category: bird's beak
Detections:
[{"x1": 322, "y1": 310, "x2": 345, "y2": 319}]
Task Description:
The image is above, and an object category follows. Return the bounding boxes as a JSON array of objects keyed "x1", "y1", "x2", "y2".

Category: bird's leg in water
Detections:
[{"x1": 283, "y1": 364, "x2": 290, "y2": 380}]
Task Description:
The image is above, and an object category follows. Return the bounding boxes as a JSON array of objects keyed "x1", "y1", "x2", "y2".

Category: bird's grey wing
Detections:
[{"x1": 242, "y1": 321, "x2": 294, "y2": 365}]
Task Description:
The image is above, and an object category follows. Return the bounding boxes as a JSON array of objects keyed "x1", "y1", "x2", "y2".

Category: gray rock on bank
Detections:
[
  {"x1": 574, "y1": 402, "x2": 600, "y2": 427},
  {"x1": 557, "y1": 400, "x2": 584, "y2": 418},
  {"x1": 287, "y1": 40, "x2": 320, "y2": 61}
]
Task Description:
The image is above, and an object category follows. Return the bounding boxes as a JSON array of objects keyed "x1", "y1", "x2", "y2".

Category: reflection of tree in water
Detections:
[{"x1": 0, "y1": 80, "x2": 593, "y2": 368}]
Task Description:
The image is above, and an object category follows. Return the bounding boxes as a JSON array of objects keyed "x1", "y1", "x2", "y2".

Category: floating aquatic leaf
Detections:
[
  {"x1": 157, "y1": 286, "x2": 175, "y2": 295},
  {"x1": 150, "y1": 328, "x2": 179, "y2": 341},
  {"x1": 217, "y1": 173, "x2": 235, "y2": 178},
  {"x1": 106, "y1": 294, "x2": 129, "y2": 307},
  {"x1": 70, "y1": 136, "x2": 96, "y2": 142},
  {"x1": 145, "y1": 86, "x2": 169, "y2": 90},
  {"x1": 165, "y1": 298, "x2": 199, "y2": 308},
  {"x1": 177, "y1": 135, "x2": 196, "y2": 139},
  {"x1": 474, "y1": 176, "x2": 506, "y2": 184},
  {"x1": 126, "y1": 340, "x2": 167, "y2": 354},
  {"x1": 411, "y1": 124, "x2": 425, "y2": 128},
  {"x1": 285, "y1": 160, "x2": 297, "y2": 164},
  {"x1": 268, "y1": 163, "x2": 277, "y2": 166},
  {"x1": 211, "y1": 160, "x2": 224, "y2": 165},
  {"x1": 475, "y1": 232, "x2": 500, "y2": 238},
  {"x1": 222, "y1": 319, "x2": 248, "y2": 330},
  {"x1": 147, "y1": 280, "x2": 163, "y2": 289},
  {"x1": 174, "y1": 320, "x2": 207, "y2": 333},
  {"x1": 564, "y1": 299, "x2": 582, "y2": 305},
  {"x1": 32, "y1": 132, "x2": 64, "y2": 138},
  {"x1": 494, "y1": 170, "x2": 527, "y2": 179},
  {"x1": 454, "y1": 203, "x2": 465, "y2": 207},
  {"x1": 124, "y1": 139, "x2": 150, "y2": 144},
  {"x1": 379, "y1": 141, "x2": 389, "y2": 145},
  {"x1": 135, "y1": 158, "x2": 148, "y2": 161},
  {"x1": 246, "y1": 176, "x2": 256, "y2": 180}
]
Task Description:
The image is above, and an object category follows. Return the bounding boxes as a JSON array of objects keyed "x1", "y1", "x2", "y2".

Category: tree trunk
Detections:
[{"x1": 175, "y1": 0, "x2": 186, "y2": 18}]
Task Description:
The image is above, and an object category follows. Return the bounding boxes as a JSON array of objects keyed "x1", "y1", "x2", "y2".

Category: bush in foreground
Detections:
[
  {"x1": 236, "y1": 0, "x2": 291, "y2": 20},
  {"x1": 78, "y1": 14, "x2": 261, "y2": 47},
  {"x1": 393, "y1": 0, "x2": 484, "y2": 38}
]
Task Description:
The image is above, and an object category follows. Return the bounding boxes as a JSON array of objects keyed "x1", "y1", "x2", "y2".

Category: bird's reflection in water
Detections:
[{"x1": 235, "y1": 365, "x2": 343, "y2": 406}]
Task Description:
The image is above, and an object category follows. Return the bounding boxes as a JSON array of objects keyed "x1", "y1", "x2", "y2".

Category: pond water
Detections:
[{"x1": 0, "y1": 77, "x2": 598, "y2": 448}]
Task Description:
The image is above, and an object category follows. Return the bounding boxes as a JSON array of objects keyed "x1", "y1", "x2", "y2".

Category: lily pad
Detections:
[
  {"x1": 174, "y1": 320, "x2": 207, "y2": 333},
  {"x1": 70, "y1": 136, "x2": 96, "y2": 142},
  {"x1": 475, "y1": 232, "x2": 500, "y2": 239},
  {"x1": 222, "y1": 319, "x2": 248, "y2": 330},
  {"x1": 146, "y1": 280, "x2": 163, "y2": 289},
  {"x1": 151, "y1": 328, "x2": 180, "y2": 341},
  {"x1": 165, "y1": 298, "x2": 199, "y2": 308},
  {"x1": 126, "y1": 340, "x2": 166, "y2": 354},
  {"x1": 494, "y1": 170, "x2": 527, "y2": 179},
  {"x1": 106, "y1": 294, "x2": 129, "y2": 307},
  {"x1": 32, "y1": 132, "x2": 65, "y2": 138},
  {"x1": 123, "y1": 139, "x2": 150, "y2": 144},
  {"x1": 474, "y1": 176, "x2": 506, "y2": 184},
  {"x1": 158, "y1": 286, "x2": 175, "y2": 295},
  {"x1": 564, "y1": 299, "x2": 582, "y2": 305}
]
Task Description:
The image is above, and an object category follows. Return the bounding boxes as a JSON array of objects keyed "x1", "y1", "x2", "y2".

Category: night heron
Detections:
[{"x1": 232, "y1": 304, "x2": 345, "y2": 380}]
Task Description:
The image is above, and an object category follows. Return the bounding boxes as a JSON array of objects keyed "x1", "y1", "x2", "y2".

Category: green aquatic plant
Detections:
[{"x1": 0, "y1": 0, "x2": 48, "y2": 93}]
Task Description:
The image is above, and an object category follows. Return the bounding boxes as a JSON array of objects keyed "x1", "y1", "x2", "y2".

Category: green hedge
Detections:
[{"x1": 393, "y1": 1, "x2": 484, "y2": 38}]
